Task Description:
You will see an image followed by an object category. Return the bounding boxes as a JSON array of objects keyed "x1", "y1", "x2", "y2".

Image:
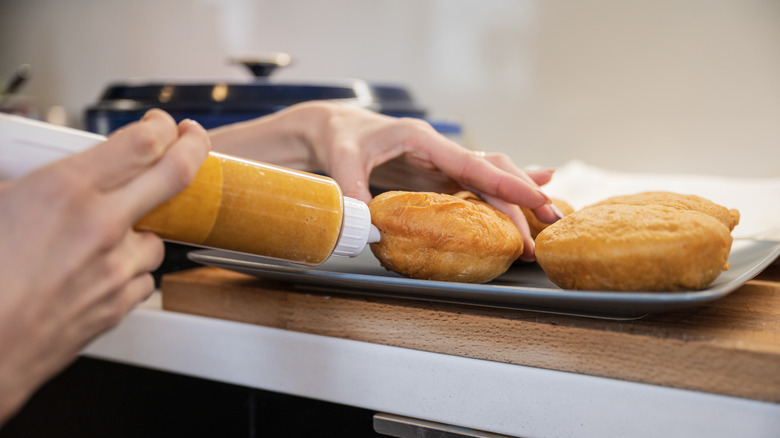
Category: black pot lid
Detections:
[
  {"x1": 89, "y1": 53, "x2": 424, "y2": 117},
  {"x1": 88, "y1": 78, "x2": 426, "y2": 117}
]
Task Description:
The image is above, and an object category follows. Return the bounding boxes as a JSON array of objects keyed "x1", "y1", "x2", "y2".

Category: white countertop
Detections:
[{"x1": 83, "y1": 292, "x2": 780, "y2": 438}]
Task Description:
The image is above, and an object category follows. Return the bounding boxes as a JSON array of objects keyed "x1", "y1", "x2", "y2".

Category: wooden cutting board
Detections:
[{"x1": 160, "y1": 260, "x2": 780, "y2": 403}]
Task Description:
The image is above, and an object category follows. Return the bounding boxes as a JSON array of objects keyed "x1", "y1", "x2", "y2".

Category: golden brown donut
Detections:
[
  {"x1": 368, "y1": 191, "x2": 523, "y2": 283},
  {"x1": 535, "y1": 203, "x2": 734, "y2": 291},
  {"x1": 589, "y1": 191, "x2": 740, "y2": 231},
  {"x1": 522, "y1": 198, "x2": 576, "y2": 239}
]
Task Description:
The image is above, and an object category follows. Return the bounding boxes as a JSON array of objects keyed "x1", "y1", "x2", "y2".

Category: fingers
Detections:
[
  {"x1": 482, "y1": 193, "x2": 537, "y2": 262},
  {"x1": 525, "y1": 168, "x2": 555, "y2": 187},
  {"x1": 452, "y1": 151, "x2": 563, "y2": 227},
  {"x1": 404, "y1": 128, "x2": 554, "y2": 211},
  {"x1": 532, "y1": 203, "x2": 564, "y2": 225},
  {"x1": 124, "y1": 230, "x2": 166, "y2": 276},
  {"x1": 399, "y1": 129, "x2": 562, "y2": 260},
  {"x1": 112, "y1": 118, "x2": 211, "y2": 222},
  {"x1": 76, "y1": 230, "x2": 164, "y2": 298},
  {"x1": 466, "y1": 158, "x2": 543, "y2": 206},
  {"x1": 65, "y1": 228, "x2": 163, "y2": 340},
  {"x1": 483, "y1": 152, "x2": 547, "y2": 190},
  {"x1": 81, "y1": 272, "x2": 157, "y2": 337},
  {"x1": 113, "y1": 272, "x2": 157, "y2": 320},
  {"x1": 63, "y1": 110, "x2": 204, "y2": 302},
  {"x1": 408, "y1": 134, "x2": 549, "y2": 210},
  {"x1": 485, "y1": 161, "x2": 560, "y2": 224},
  {"x1": 73, "y1": 109, "x2": 179, "y2": 191}
]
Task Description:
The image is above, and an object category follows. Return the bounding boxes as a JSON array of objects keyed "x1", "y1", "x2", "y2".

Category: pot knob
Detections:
[{"x1": 230, "y1": 53, "x2": 293, "y2": 78}]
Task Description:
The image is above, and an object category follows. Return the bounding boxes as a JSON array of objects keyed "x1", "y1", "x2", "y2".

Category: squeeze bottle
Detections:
[{"x1": 0, "y1": 113, "x2": 380, "y2": 265}]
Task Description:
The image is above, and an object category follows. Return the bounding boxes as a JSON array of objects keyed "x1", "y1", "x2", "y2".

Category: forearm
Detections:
[
  {"x1": 0, "y1": 353, "x2": 60, "y2": 427},
  {"x1": 0, "y1": 369, "x2": 30, "y2": 427},
  {"x1": 208, "y1": 101, "x2": 332, "y2": 171},
  {"x1": 0, "y1": 305, "x2": 70, "y2": 428}
]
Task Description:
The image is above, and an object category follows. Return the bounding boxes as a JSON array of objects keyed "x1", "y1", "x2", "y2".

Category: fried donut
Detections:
[
  {"x1": 368, "y1": 191, "x2": 523, "y2": 283},
  {"x1": 535, "y1": 203, "x2": 734, "y2": 291},
  {"x1": 590, "y1": 191, "x2": 740, "y2": 231},
  {"x1": 522, "y1": 198, "x2": 576, "y2": 239}
]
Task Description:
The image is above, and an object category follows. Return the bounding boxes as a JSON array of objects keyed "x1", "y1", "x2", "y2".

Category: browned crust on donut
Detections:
[
  {"x1": 589, "y1": 191, "x2": 740, "y2": 231},
  {"x1": 369, "y1": 191, "x2": 523, "y2": 283},
  {"x1": 535, "y1": 204, "x2": 733, "y2": 291}
]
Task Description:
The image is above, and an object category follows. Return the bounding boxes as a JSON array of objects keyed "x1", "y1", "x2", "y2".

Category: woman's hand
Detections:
[
  {"x1": 0, "y1": 110, "x2": 210, "y2": 424},
  {"x1": 306, "y1": 104, "x2": 562, "y2": 261},
  {"x1": 210, "y1": 101, "x2": 561, "y2": 260}
]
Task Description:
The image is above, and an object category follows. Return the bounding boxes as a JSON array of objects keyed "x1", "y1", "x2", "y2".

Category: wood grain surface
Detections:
[{"x1": 161, "y1": 260, "x2": 780, "y2": 403}]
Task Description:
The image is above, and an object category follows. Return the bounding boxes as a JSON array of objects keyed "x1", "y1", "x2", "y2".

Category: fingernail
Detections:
[
  {"x1": 536, "y1": 188, "x2": 551, "y2": 203},
  {"x1": 180, "y1": 118, "x2": 204, "y2": 132},
  {"x1": 518, "y1": 240, "x2": 536, "y2": 262},
  {"x1": 549, "y1": 203, "x2": 564, "y2": 220}
]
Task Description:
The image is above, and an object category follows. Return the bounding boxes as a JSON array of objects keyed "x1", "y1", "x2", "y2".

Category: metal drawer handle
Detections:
[{"x1": 373, "y1": 413, "x2": 517, "y2": 438}]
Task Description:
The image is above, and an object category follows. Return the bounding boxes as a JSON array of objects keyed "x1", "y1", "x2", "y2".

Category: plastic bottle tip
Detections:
[{"x1": 368, "y1": 225, "x2": 381, "y2": 243}]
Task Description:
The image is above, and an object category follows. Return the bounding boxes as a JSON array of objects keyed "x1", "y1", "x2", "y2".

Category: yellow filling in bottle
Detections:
[{"x1": 135, "y1": 152, "x2": 344, "y2": 266}]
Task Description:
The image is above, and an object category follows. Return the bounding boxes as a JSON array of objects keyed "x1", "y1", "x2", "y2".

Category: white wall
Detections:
[{"x1": 2, "y1": 0, "x2": 778, "y2": 177}]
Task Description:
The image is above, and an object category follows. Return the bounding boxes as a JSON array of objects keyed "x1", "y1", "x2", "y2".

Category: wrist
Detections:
[
  {"x1": 278, "y1": 101, "x2": 339, "y2": 172},
  {"x1": 208, "y1": 103, "x2": 325, "y2": 171}
]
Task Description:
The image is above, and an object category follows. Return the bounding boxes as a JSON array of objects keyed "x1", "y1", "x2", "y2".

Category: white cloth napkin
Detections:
[{"x1": 541, "y1": 160, "x2": 780, "y2": 241}]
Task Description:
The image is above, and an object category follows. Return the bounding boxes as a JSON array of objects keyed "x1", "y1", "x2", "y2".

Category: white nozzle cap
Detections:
[{"x1": 332, "y1": 196, "x2": 381, "y2": 258}]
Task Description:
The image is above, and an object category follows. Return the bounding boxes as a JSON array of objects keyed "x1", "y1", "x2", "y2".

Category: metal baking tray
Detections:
[{"x1": 188, "y1": 240, "x2": 780, "y2": 320}]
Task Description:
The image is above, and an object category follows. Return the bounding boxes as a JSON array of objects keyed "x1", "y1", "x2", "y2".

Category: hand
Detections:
[
  {"x1": 309, "y1": 105, "x2": 564, "y2": 261},
  {"x1": 209, "y1": 101, "x2": 562, "y2": 260},
  {"x1": 0, "y1": 110, "x2": 210, "y2": 424}
]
